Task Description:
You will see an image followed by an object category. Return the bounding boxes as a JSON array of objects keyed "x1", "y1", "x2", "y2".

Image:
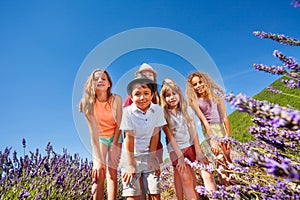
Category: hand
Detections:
[
  {"x1": 92, "y1": 162, "x2": 106, "y2": 183},
  {"x1": 196, "y1": 152, "x2": 209, "y2": 165},
  {"x1": 176, "y1": 156, "x2": 186, "y2": 174},
  {"x1": 220, "y1": 141, "x2": 232, "y2": 162},
  {"x1": 122, "y1": 165, "x2": 137, "y2": 187},
  {"x1": 148, "y1": 156, "x2": 160, "y2": 176},
  {"x1": 210, "y1": 137, "x2": 221, "y2": 156},
  {"x1": 221, "y1": 141, "x2": 231, "y2": 153}
]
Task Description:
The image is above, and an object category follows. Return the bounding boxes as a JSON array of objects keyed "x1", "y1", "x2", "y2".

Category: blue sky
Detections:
[{"x1": 1, "y1": 1, "x2": 299, "y2": 160}]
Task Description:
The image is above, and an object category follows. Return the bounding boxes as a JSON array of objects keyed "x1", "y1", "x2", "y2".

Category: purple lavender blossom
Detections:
[
  {"x1": 291, "y1": 0, "x2": 300, "y2": 7},
  {"x1": 267, "y1": 86, "x2": 283, "y2": 94},
  {"x1": 225, "y1": 93, "x2": 300, "y2": 130},
  {"x1": 253, "y1": 31, "x2": 300, "y2": 46},
  {"x1": 273, "y1": 50, "x2": 298, "y2": 67},
  {"x1": 253, "y1": 64, "x2": 287, "y2": 75},
  {"x1": 18, "y1": 191, "x2": 30, "y2": 199},
  {"x1": 22, "y1": 138, "x2": 26, "y2": 148}
]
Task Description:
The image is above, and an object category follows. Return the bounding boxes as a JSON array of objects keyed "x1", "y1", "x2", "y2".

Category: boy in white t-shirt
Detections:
[{"x1": 120, "y1": 74, "x2": 167, "y2": 200}]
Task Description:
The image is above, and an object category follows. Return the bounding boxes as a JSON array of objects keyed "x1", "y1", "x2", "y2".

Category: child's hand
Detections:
[
  {"x1": 92, "y1": 162, "x2": 106, "y2": 183},
  {"x1": 122, "y1": 165, "x2": 137, "y2": 187},
  {"x1": 93, "y1": 161, "x2": 106, "y2": 172},
  {"x1": 220, "y1": 141, "x2": 232, "y2": 162},
  {"x1": 210, "y1": 138, "x2": 221, "y2": 156},
  {"x1": 176, "y1": 156, "x2": 186, "y2": 173},
  {"x1": 196, "y1": 153, "x2": 209, "y2": 165},
  {"x1": 148, "y1": 156, "x2": 160, "y2": 176}
]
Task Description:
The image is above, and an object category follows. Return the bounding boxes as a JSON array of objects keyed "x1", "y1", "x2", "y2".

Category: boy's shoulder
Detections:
[
  {"x1": 150, "y1": 103, "x2": 163, "y2": 110},
  {"x1": 149, "y1": 103, "x2": 164, "y2": 114}
]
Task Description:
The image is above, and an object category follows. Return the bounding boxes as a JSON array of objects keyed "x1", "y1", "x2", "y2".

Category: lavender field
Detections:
[{"x1": 1, "y1": 2, "x2": 300, "y2": 199}]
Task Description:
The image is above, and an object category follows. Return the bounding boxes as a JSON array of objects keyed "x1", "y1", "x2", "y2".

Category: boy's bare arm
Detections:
[
  {"x1": 122, "y1": 130, "x2": 136, "y2": 186},
  {"x1": 125, "y1": 130, "x2": 136, "y2": 167},
  {"x1": 148, "y1": 127, "x2": 160, "y2": 174}
]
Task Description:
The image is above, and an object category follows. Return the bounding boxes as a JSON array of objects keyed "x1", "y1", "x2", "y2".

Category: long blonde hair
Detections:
[
  {"x1": 160, "y1": 82, "x2": 191, "y2": 127},
  {"x1": 79, "y1": 69, "x2": 113, "y2": 115},
  {"x1": 186, "y1": 72, "x2": 224, "y2": 106}
]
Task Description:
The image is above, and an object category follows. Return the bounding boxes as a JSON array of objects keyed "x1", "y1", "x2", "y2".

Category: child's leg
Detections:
[
  {"x1": 148, "y1": 193, "x2": 160, "y2": 200},
  {"x1": 107, "y1": 143, "x2": 122, "y2": 200},
  {"x1": 216, "y1": 142, "x2": 231, "y2": 186},
  {"x1": 177, "y1": 166, "x2": 198, "y2": 200},
  {"x1": 139, "y1": 177, "x2": 146, "y2": 200},
  {"x1": 201, "y1": 169, "x2": 217, "y2": 191},
  {"x1": 92, "y1": 168, "x2": 105, "y2": 200},
  {"x1": 92, "y1": 142, "x2": 109, "y2": 200},
  {"x1": 126, "y1": 197, "x2": 140, "y2": 200},
  {"x1": 174, "y1": 167, "x2": 184, "y2": 200},
  {"x1": 143, "y1": 171, "x2": 161, "y2": 200},
  {"x1": 217, "y1": 162, "x2": 230, "y2": 186}
]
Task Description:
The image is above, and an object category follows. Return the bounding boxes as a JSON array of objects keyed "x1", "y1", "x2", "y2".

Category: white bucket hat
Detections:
[{"x1": 135, "y1": 63, "x2": 158, "y2": 78}]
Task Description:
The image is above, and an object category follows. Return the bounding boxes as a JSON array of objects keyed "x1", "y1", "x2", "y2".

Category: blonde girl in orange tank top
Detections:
[{"x1": 80, "y1": 69, "x2": 122, "y2": 200}]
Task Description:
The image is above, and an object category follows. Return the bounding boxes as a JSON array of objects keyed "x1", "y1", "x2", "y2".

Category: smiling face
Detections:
[
  {"x1": 131, "y1": 83, "x2": 154, "y2": 112},
  {"x1": 164, "y1": 88, "x2": 179, "y2": 109},
  {"x1": 93, "y1": 71, "x2": 111, "y2": 92},
  {"x1": 191, "y1": 75, "x2": 207, "y2": 97}
]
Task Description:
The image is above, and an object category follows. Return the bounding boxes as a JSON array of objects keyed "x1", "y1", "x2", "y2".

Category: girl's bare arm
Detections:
[
  {"x1": 219, "y1": 99, "x2": 231, "y2": 137},
  {"x1": 86, "y1": 114, "x2": 103, "y2": 168},
  {"x1": 112, "y1": 94, "x2": 123, "y2": 145}
]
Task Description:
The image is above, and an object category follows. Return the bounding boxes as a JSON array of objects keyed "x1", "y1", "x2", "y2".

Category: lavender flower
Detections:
[
  {"x1": 291, "y1": 0, "x2": 300, "y2": 8},
  {"x1": 18, "y1": 191, "x2": 30, "y2": 199},
  {"x1": 22, "y1": 138, "x2": 26, "y2": 148},
  {"x1": 225, "y1": 93, "x2": 300, "y2": 130},
  {"x1": 253, "y1": 31, "x2": 300, "y2": 46},
  {"x1": 253, "y1": 64, "x2": 287, "y2": 75},
  {"x1": 273, "y1": 50, "x2": 299, "y2": 71},
  {"x1": 267, "y1": 86, "x2": 282, "y2": 94}
]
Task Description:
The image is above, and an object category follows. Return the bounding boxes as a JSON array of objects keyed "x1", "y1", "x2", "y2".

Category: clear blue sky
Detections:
[{"x1": 1, "y1": 1, "x2": 299, "y2": 160}]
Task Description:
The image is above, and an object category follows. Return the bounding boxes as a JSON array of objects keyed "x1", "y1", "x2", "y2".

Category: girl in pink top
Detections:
[
  {"x1": 80, "y1": 69, "x2": 122, "y2": 200},
  {"x1": 186, "y1": 72, "x2": 232, "y2": 186}
]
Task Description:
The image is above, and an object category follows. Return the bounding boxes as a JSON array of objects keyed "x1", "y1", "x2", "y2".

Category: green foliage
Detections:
[
  {"x1": 228, "y1": 111, "x2": 255, "y2": 142},
  {"x1": 229, "y1": 77, "x2": 300, "y2": 142},
  {"x1": 255, "y1": 77, "x2": 300, "y2": 109}
]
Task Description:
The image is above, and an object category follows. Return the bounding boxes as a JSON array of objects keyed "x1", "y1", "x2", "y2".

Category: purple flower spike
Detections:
[
  {"x1": 291, "y1": 0, "x2": 300, "y2": 8},
  {"x1": 253, "y1": 31, "x2": 300, "y2": 46},
  {"x1": 22, "y1": 138, "x2": 26, "y2": 148}
]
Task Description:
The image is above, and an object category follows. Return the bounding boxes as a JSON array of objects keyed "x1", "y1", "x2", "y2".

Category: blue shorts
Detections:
[{"x1": 99, "y1": 135, "x2": 123, "y2": 146}]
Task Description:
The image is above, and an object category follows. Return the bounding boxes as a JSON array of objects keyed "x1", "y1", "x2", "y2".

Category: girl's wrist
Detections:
[{"x1": 196, "y1": 152, "x2": 206, "y2": 159}]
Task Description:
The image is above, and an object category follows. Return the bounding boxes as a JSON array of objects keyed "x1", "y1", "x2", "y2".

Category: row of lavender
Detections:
[{"x1": 0, "y1": 142, "x2": 93, "y2": 199}]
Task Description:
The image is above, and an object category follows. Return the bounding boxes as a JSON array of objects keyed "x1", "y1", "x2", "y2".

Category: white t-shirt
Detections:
[
  {"x1": 120, "y1": 102, "x2": 167, "y2": 156},
  {"x1": 167, "y1": 106, "x2": 194, "y2": 152}
]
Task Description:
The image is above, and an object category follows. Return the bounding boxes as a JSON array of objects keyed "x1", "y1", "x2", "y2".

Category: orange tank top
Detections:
[{"x1": 94, "y1": 100, "x2": 116, "y2": 138}]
